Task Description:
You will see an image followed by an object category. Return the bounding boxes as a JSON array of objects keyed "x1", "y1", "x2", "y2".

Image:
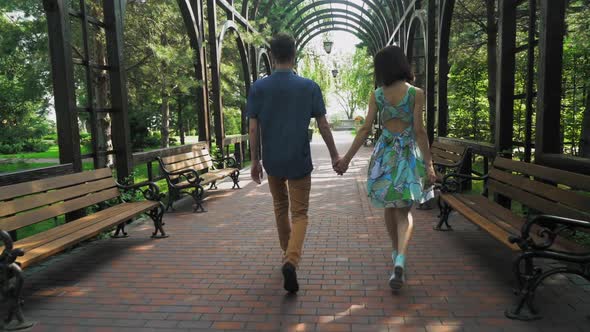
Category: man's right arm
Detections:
[
  {"x1": 317, "y1": 115, "x2": 340, "y2": 168},
  {"x1": 249, "y1": 118, "x2": 263, "y2": 184}
]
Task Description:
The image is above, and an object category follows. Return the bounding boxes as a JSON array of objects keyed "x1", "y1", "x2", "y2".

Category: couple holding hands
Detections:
[{"x1": 247, "y1": 33, "x2": 436, "y2": 293}]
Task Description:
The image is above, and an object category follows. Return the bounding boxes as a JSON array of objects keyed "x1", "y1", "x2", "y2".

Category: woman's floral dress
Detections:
[{"x1": 367, "y1": 86, "x2": 435, "y2": 208}]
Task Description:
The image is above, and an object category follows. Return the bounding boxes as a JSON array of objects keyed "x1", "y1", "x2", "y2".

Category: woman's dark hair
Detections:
[
  {"x1": 270, "y1": 32, "x2": 296, "y2": 64},
  {"x1": 374, "y1": 45, "x2": 414, "y2": 86}
]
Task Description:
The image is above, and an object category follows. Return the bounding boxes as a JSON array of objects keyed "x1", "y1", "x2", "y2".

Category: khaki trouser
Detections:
[{"x1": 267, "y1": 175, "x2": 311, "y2": 267}]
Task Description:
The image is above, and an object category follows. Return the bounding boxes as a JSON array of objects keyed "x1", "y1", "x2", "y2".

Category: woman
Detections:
[{"x1": 335, "y1": 46, "x2": 436, "y2": 290}]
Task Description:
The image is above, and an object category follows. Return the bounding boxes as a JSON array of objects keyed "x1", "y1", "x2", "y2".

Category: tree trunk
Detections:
[
  {"x1": 178, "y1": 98, "x2": 185, "y2": 145},
  {"x1": 581, "y1": 85, "x2": 590, "y2": 157},
  {"x1": 92, "y1": 6, "x2": 113, "y2": 168},
  {"x1": 486, "y1": 0, "x2": 497, "y2": 143},
  {"x1": 160, "y1": 93, "x2": 170, "y2": 148}
]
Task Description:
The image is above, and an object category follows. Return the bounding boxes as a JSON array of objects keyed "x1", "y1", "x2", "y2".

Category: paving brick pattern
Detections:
[{"x1": 21, "y1": 133, "x2": 589, "y2": 331}]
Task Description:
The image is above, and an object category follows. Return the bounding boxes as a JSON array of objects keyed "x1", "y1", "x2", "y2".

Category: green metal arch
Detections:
[
  {"x1": 295, "y1": 21, "x2": 374, "y2": 51},
  {"x1": 257, "y1": 49, "x2": 272, "y2": 78},
  {"x1": 297, "y1": 23, "x2": 374, "y2": 53},
  {"x1": 293, "y1": 13, "x2": 380, "y2": 51},
  {"x1": 405, "y1": 9, "x2": 427, "y2": 57},
  {"x1": 270, "y1": 0, "x2": 400, "y2": 24},
  {"x1": 299, "y1": 26, "x2": 375, "y2": 55},
  {"x1": 282, "y1": 1, "x2": 390, "y2": 47},
  {"x1": 218, "y1": 20, "x2": 252, "y2": 93},
  {"x1": 276, "y1": 0, "x2": 394, "y2": 39},
  {"x1": 176, "y1": 0, "x2": 203, "y2": 50},
  {"x1": 290, "y1": 8, "x2": 381, "y2": 48}
]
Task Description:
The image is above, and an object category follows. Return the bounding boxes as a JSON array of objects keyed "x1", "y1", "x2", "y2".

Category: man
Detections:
[{"x1": 246, "y1": 33, "x2": 340, "y2": 293}]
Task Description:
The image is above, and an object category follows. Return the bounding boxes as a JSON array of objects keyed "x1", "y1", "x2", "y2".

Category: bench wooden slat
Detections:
[
  {"x1": 0, "y1": 188, "x2": 120, "y2": 232},
  {"x1": 488, "y1": 179, "x2": 590, "y2": 222},
  {"x1": 440, "y1": 194, "x2": 519, "y2": 250},
  {"x1": 161, "y1": 149, "x2": 209, "y2": 164},
  {"x1": 431, "y1": 146, "x2": 462, "y2": 163},
  {"x1": 11, "y1": 199, "x2": 133, "y2": 253},
  {"x1": 433, "y1": 155, "x2": 457, "y2": 167},
  {"x1": 432, "y1": 141, "x2": 467, "y2": 155},
  {"x1": 165, "y1": 156, "x2": 213, "y2": 173},
  {"x1": 0, "y1": 168, "x2": 113, "y2": 201},
  {"x1": 494, "y1": 157, "x2": 590, "y2": 191},
  {"x1": 446, "y1": 194, "x2": 586, "y2": 252},
  {"x1": 17, "y1": 201, "x2": 158, "y2": 269},
  {"x1": 0, "y1": 178, "x2": 117, "y2": 218},
  {"x1": 453, "y1": 194, "x2": 521, "y2": 235},
  {"x1": 489, "y1": 168, "x2": 590, "y2": 214}
]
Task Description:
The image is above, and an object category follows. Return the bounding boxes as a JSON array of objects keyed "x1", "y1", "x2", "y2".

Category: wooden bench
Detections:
[
  {"x1": 0, "y1": 168, "x2": 166, "y2": 329},
  {"x1": 158, "y1": 147, "x2": 240, "y2": 212},
  {"x1": 438, "y1": 157, "x2": 590, "y2": 320},
  {"x1": 431, "y1": 141, "x2": 470, "y2": 179},
  {"x1": 418, "y1": 141, "x2": 470, "y2": 211}
]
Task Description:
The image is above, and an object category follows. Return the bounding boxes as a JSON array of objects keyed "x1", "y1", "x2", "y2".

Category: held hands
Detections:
[
  {"x1": 333, "y1": 155, "x2": 351, "y2": 175},
  {"x1": 251, "y1": 160, "x2": 264, "y2": 184}
]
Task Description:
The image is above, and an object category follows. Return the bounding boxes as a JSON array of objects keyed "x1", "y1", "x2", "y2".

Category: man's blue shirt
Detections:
[{"x1": 246, "y1": 69, "x2": 326, "y2": 179}]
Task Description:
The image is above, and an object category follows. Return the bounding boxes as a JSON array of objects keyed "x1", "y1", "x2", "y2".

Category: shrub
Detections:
[
  {"x1": 0, "y1": 143, "x2": 24, "y2": 154},
  {"x1": 80, "y1": 133, "x2": 93, "y2": 151},
  {"x1": 22, "y1": 140, "x2": 50, "y2": 153},
  {"x1": 143, "y1": 134, "x2": 160, "y2": 148},
  {"x1": 43, "y1": 133, "x2": 58, "y2": 143}
]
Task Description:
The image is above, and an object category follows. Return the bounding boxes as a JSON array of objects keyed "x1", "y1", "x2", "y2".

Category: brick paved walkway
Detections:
[{"x1": 22, "y1": 133, "x2": 589, "y2": 331}]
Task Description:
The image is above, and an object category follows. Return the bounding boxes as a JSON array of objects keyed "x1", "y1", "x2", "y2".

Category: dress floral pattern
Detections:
[{"x1": 367, "y1": 86, "x2": 435, "y2": 208}]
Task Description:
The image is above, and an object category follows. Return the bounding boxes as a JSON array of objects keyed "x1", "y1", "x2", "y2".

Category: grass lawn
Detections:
[
  {"x1": 0, "y1": 161, "x2": 58, "y2": 173},
  {"x1": 0, "y1": 145, "x2": 92, "y2": 160}
]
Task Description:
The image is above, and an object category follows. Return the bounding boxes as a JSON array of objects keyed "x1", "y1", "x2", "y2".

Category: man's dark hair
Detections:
[
  {"x1": 374, "y1": 45, "x2": 414, "y2": 86},
  {"x1": 270, "y1": 33, "x2": 296, "y2": 64}
]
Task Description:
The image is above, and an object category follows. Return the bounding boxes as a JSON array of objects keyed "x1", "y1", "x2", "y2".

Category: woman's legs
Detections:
[
  {"x1": 384, "y1": 208, "x2": 399, "y2": 251},
  {"x1": 385, "y1": 205, "x2": 413, "y2": 290},
  {"x1": 384, "y1": 206, "x2": 413, "y2": 255},
  {"x1": 394, "y1": 206, "x2": 413, "y2": 257}
]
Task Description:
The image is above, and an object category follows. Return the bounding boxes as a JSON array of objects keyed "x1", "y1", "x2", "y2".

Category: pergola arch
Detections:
[
  {"x1": 405, "y1": 10, "x2": 428, "y2": 95},
  {"x1": 218, "y1": 20, "x2": 251, "y2": 93},
  {"x1": 298, "y1": 27, "x2": 369, "y2": 54},
  {"x1": 293, "y1": 13, "x2": 380, "y2": 52},
  {"x1": 257, "y1": 49, "x2": 272, "y2": 79},
  {"x1": 218, "y1": 20, "x2": 252, "y2": 137},
  {"x1": 296, "y1": 21, "x2": 372, "y2": 47},
  {"x1": 274, "y1": 0, "x2": 395, "y2": 39},
  {"x1": 282, "y1": 1, "x2": 391, "y2": 48}
]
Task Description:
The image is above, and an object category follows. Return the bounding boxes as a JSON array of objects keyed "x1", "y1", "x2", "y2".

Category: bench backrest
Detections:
[
  {"x1": 160, "y1": 147, "x2": 214, "y2": 177},
  {"x1": 488, "y1": 157, "x2": 590, "y2": 222},
  {"x1": 0, "y1": 168, "x2": 118, "y2": 232},
  {"x1": 431, "y1": 141, "x2": 468, "y2": 167}
]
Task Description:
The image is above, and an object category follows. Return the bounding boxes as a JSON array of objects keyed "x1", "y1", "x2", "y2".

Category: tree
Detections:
[
  {"x1": 298, "y1": 51, "x2": 332, "y2": 100},
  {"x1": 333, "y1": 46, "x2": 373, "y2": 119},
  {"x1": 124, "y1": 1, "x2": 195, "y2": 149},
  {"x1": 0, "y1": 1, "x2": 53, "y2": 153}
]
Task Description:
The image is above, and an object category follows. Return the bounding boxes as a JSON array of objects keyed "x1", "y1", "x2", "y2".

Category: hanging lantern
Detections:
[
  {"x1": 331, "y1": 69, "x2": 339, "y2": 78},
  {"x1": 323, "y1": 40, "x2": 334, "y2": 54}
]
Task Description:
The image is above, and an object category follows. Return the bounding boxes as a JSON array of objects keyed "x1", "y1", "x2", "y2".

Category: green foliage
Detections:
[
  {"x1": 334, "y1": 46, "x2": 374, "y2": 119},
  {"x1": 124, "y1": 1, "x2": 198, "y2": 149},
  {"x1": 298, "y1": 51, "x2": 332, "y2": 101},
  {"x1": 0, "y1": 2, "x2": 54, "y2": 149},
  {"x1": 447, "y1": 0, "x2": 493, "y2": 143},
  {"x1": 219, "y1": 29, "x2": 248, "y2": 137},
  {"x1": 560, "y1": 1, "x2": 590, "y2": 156}
]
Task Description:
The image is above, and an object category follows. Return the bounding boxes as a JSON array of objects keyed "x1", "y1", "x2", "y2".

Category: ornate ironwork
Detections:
[
  {"x1": 0, "y1": 231, "x2": 35, "y2": 331},
  {"x1": 435, "y1": 172, "x2": 489, "y2": 231},
  {"x1": 506, "y1": 215, "x2": 590, "y2": 320},
  {"x1": 116, "y1": 180, "x2": 167, "y2": 238}
]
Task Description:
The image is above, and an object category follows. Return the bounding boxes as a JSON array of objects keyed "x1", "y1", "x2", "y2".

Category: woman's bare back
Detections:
[{"x1": 380, "y1": 82, "x2": 413, "y2": 134}]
